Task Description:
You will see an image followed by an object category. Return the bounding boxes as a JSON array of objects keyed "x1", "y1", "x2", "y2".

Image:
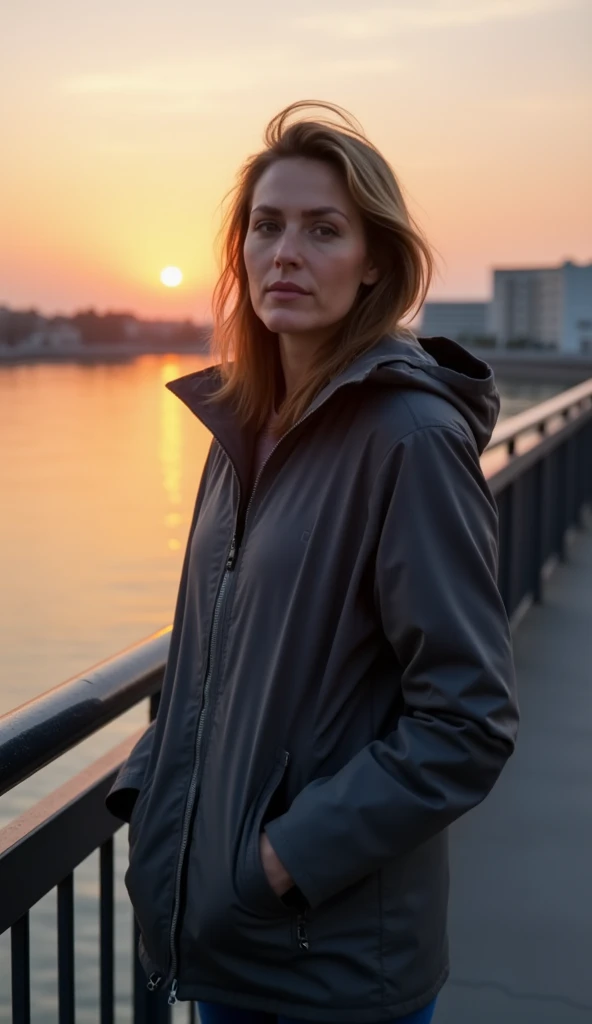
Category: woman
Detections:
[{"x1": 107, "y1": 100, "x2": 518, "y2": 1024}]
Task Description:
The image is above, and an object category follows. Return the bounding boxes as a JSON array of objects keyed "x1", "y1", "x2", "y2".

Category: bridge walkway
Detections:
[{"x1": 434, "y1": 517, "x2": 592, "y2": 1023}]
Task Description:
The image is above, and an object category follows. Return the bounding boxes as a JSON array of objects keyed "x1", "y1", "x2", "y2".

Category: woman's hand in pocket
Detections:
[{"x1": 260, "y1": 832, "x2": 294, "y2": 896}]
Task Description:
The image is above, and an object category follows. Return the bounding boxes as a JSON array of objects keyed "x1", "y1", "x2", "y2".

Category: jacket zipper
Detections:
[
  {"x1": 165, "y1": 471, "x2": 240, "y2": 1003},
  {"x1": 164, "y1": 400, "x2": 327, "y2": 1002},
  {"x1": 241, "y1": 401, "x2": 320, "y2": 532},
  {"x1": 296, "y1": 910, "x2": 310, "y2": 951}
]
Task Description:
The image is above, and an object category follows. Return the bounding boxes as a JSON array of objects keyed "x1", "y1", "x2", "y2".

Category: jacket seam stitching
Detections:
[
  {"x1": 373, "y1": 421, "x2": 474, "y2": 485},
  {"x1": 398, "y1": 391, "x2": 423, "y2": 431}
]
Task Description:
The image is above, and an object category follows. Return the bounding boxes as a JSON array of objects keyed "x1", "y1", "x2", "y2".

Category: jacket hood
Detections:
[
  {"x1": 339, "y1": 333, "x2": 500, "y2": 454},
  {"x1": 166, "y1": 333, "x2": 499, "y2": 459}
]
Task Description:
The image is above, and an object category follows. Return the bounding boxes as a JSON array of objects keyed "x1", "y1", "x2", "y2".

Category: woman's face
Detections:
[{"x1": 243, "y1": 157, "x2": 378, "y2": 343}]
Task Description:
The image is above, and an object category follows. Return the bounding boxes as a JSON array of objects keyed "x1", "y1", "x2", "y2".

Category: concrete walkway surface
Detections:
[{"x1": 434, "y1": 523, "x2": 592, "y2": 1023}]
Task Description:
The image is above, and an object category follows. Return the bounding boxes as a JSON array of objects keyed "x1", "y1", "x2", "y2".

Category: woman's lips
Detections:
[
  {"x1": 267, "y1": 281, "x2": 310, "y2": 295},
  {"x1": 268, "y1": 289, "x2": 310, "y2": 299}
]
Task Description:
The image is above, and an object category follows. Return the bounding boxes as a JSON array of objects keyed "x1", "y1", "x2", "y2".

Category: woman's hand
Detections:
[{"x1": 260, "y1": 831, "x2": 294, "y2": 896}]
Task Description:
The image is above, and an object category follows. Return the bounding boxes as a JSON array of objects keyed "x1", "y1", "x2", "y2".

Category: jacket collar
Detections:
[
  {"x1": 165, "y1": 363, "x2": 253, "y2": 488},
  {"x1": 164, "y1": 334, "x2": 416, "y2": 479}
]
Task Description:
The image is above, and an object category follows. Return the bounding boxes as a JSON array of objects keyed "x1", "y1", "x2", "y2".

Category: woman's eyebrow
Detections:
[{"x1": 251, "y1": 204, "x2": 350, "y2": 223}]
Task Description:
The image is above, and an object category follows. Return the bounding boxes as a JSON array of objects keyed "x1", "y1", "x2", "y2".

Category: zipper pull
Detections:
[
  {"x1": 296, "y1": 914, "x2": 309, "y2": 951},
  {"x1": 146, "y1": 973, "x2": 162, "y2": 992},
  {"x1": 168, "y1": 978, "x2": 179, "y2": 1005},
  {"x1": 225, "y1": 534, "x2": 237, "y2": 571}
]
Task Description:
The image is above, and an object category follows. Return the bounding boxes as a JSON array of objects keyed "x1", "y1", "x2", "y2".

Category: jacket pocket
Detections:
[{"x1": 235, "y1": 749, "x2": 291, "y2": 918}]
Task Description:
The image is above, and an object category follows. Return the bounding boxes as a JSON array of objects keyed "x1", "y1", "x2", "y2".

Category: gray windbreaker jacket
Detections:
[{"x1": 106, "y1": 333, "x2": 518, "y2": 1020}]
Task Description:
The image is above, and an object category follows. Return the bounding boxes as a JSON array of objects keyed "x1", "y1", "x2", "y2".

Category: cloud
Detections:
[
  {"x1": 58, "y1": 65, "x2": 248, "y2": 98},
  {"x1": 57, "y1": 54, "x2": 403, "y2": 113},
  {"x1": 294, "y1": 0, "x2": 578, "y2": 39}
]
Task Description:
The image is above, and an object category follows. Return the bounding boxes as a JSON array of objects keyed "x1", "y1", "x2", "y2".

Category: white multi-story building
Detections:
[{"x1": 489, "y1": 260, "x2": 592, "y2": 353}]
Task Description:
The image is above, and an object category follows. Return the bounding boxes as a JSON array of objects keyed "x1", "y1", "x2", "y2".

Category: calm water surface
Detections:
[{"x1": 0, "y1": 355, "x2": 565, "y2": 1020}]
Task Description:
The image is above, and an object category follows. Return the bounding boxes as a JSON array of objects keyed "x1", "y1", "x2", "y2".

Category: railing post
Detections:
[
  {"x1": 100, "y1": 839, "x2": 114, "y2": 1024},
  {"x1": 532, "y1": 460, "x2": 544, "y2": 603},
  {"x1": 574, "y1": 427, "x2": 590, "y2": 527},
  {"x1": 57, "y1": 873, "x2": 75, "y2": 1024},
  {"x1": 497, "y1": 483, "x2": 515, "y2": 615},
  {"x1": 557, "y1": 444, "x2": 565, "y2": 565},
  {"x1": 11, "y1": 914, "x2": 31, "y2": 1024}
]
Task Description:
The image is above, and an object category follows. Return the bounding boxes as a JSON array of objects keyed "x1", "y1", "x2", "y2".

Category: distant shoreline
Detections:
[
  {"x1": 0, "y1": 343, "x2": 211, "y2": 365},
  {"x1": 3, "y1": 343, "x2": 592, "y2": 383}
]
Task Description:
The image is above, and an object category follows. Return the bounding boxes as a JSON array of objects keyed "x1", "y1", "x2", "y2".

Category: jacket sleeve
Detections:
[
  {"x1": 105, "y1": 437, "x2": 218, "y2": 824},
  {"x1": 105, "y1": 721, "x2": 156, "y2": 823},
  {"x1": 265, "y1": 423, "x2": 519, "y2": 909}
]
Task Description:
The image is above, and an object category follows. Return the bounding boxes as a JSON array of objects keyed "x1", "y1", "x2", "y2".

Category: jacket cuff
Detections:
[{"x1": 105, "y1": 768, "x2": 144, "y2": 823}]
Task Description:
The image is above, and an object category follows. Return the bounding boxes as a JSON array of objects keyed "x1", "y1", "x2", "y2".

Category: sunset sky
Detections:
[{"x1": 1, "y1": 0, "x2": 590, "y2": 322}]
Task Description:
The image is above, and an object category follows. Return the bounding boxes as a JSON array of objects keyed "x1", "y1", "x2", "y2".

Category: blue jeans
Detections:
[{"x1": 197, "y1": 998, "x2": 437, "y2": 1024}]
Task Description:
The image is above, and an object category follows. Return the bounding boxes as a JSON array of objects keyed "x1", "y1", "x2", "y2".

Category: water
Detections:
[{"x1": 0, "y1": 356, "x2": 566, "y2": 1019}]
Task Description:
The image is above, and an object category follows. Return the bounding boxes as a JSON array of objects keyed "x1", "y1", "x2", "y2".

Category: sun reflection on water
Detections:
[{"x1": 159, "y1": 362, "x2": 183, "y2": 550}]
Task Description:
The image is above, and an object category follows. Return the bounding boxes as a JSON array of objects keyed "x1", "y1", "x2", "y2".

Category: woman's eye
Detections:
[{"x1": 252, "y1": 221, "x2": 337, "y2": 237}]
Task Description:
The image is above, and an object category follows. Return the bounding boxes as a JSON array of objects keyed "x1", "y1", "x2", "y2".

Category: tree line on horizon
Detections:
[{"x1": 0, "y1": 305, "x2": 211, "y2": 350}]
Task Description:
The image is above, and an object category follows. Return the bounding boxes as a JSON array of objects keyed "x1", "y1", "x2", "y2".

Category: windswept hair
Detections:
[{"x1": 209, "y1": 100, "x2": 434, "y2": 436}]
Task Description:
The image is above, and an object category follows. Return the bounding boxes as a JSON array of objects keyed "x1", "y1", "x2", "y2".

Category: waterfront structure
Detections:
[
  {"x1": 418, "y1": 302, "x2": 489, "y2": 343},
  {"x1": 0, "y1": 305, "x2": 211, "y2": 358},
  {"x1": 18, "y1": 320, "x2": 83, "y2": 353},
  {"x1": 489, "y1": 260, "x2": 592, "y2": 353}
]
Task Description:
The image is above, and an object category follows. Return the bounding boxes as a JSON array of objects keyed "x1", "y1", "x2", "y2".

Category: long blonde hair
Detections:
[{"x1": 209, "y1": 100, "x2": 433, "y2": 436}]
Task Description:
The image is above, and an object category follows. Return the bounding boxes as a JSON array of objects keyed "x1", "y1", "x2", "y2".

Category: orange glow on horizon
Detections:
[{"x1": 1, "y1": 1, "x2": 590, "y2": 320}]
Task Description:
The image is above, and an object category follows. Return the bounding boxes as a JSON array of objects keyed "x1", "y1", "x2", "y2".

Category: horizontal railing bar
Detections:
[
  {"x1": 0, "y1": 628, "x2": 169, "y2": 796},
  {"x1": 0, "y1": 731, "x2": 143, "y2": 934},
  {"x1": 486, "y1": 405, "x2": 592, "y2": 496},
  {"x1": 487, "y1": 377, "x2": 592, "y2": 451}
]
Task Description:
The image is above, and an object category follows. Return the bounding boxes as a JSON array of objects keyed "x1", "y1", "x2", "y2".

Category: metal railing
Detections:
[
  {"x1": 485, "y1": 378, "x2": 592, "y2": 623},
  {"x1": 0, "y1": 633, "x2": 176, "y2": 1024},
  {"x1": 1, "y1": 379, "x2": 592, "y2": 1022}
]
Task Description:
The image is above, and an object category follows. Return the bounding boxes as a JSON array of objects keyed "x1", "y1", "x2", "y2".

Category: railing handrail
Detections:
[
  {"x1": 488, "y1": 377, "x2": 592, "y2": 451},
  {"x1": 0, "y1": 731, "x2": 142, "y2": 934},
  {"x1": 0, "y1": 628, "x2": 170, "y2": 797}
]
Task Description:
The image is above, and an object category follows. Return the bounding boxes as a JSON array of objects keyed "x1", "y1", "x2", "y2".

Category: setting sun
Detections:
[{"x1": 160, "y1": 266, "x2": 183, "y2": 288}]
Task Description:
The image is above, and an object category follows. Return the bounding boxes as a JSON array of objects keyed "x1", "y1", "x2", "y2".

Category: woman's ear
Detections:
[{"x1": 361, "y1": 259, "x2": 380, "y2": 286}]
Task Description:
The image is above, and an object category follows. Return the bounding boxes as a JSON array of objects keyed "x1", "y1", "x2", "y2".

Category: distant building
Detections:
[
  {"x1": 23, "y1": 320, "x2": 83, "y2": 352},
  {"x1": 417, "y1": 302, "x2": 490, "y2": 343},
  {"x1": 489, "y1": 260, "x2": 592, "y2": 352},
  {"x1": 122, "y1": 316, "x2": 142, "y2": 340}
]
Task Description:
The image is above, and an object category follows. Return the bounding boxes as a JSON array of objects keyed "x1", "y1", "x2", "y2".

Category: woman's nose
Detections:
[{"x1": 273, "y1": 231, "x2": 302, "y2": 267}]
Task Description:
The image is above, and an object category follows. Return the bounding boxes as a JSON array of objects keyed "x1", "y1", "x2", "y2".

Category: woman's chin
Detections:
[{"x1": 262, "y1": 311, "x2": 314, "y2": 333}]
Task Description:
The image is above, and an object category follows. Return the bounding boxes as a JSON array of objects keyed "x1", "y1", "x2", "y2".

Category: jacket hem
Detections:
[{"x1": 177, "y1": 963, "x2": 449, "y2": 1021}]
